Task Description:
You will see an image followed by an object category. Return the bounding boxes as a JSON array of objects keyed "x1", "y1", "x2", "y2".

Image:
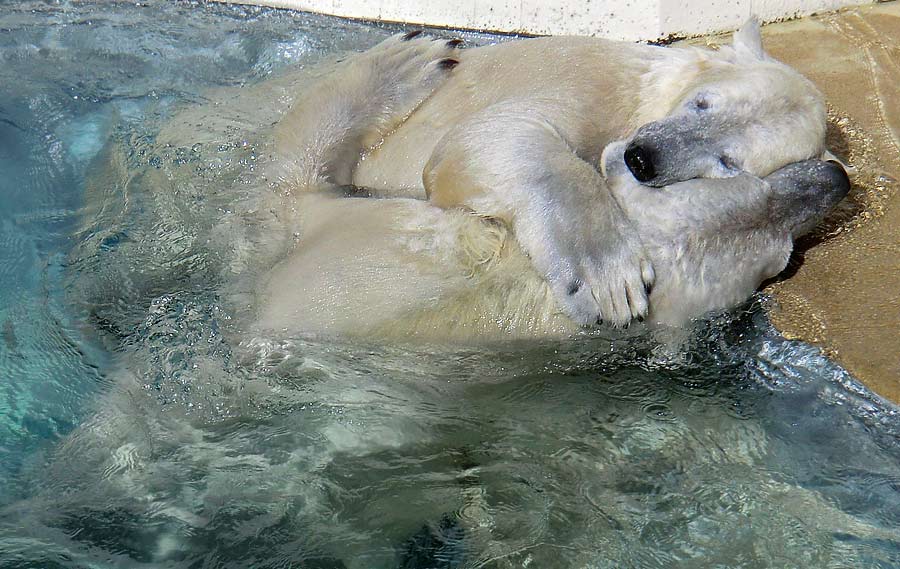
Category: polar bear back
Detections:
[{"x1": 350, "y1": 36, "x2": 660, "y2": 194}]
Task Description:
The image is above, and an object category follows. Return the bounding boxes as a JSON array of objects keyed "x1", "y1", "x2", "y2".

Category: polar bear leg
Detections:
[
  {"x1": 273, "y1": 32, "x2": 462, "y2": 190},
  {"x1": 424, "y1": 103, "x2": 655, "y2": 327}
]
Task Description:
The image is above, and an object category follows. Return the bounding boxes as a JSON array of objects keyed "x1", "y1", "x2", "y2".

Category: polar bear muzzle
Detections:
[
  {"x1": 766, "y1": 159, "x2": 851, "y2": 239},
  {"x1": 624, "y1": 114, "x2": 742, "y2": 187}
]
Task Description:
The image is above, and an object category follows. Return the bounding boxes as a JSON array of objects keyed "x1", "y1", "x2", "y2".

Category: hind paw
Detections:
[{"x1": 356, "y1": 33, "x2": 466, "y2": 135}]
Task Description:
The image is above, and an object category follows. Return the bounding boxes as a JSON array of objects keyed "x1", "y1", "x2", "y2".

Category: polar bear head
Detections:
[
  {"x1": 601, "y1": 141, "x2": 848, "y2": 325},
  {"x1": 624, "y1": 20, "x2": 827, "y2": 188}
]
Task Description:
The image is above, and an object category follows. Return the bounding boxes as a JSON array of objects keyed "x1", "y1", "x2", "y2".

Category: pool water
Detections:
[{"x1": 0, "y1": 2, "x2": 898, "y2": 568}]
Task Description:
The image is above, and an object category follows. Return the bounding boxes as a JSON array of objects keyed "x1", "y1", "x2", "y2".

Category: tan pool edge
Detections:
[{"x1": 750, "y1": 3, "x2": 900, "y2": 404}]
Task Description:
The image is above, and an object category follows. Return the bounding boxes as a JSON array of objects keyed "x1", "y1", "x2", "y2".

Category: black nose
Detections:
[
  {"x1": 826, "y1": 160, "x2": 851, "y2": 200},
  {"x1": 624, "y1": 143, "x2": 657, "y2": 183}
]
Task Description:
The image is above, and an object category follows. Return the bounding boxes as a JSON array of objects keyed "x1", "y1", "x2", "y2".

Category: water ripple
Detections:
[{"x1": 0, "y1": 3, "x2": 897, "y2": 568}]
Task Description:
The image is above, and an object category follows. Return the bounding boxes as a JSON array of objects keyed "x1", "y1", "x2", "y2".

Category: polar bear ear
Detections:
[{"x1": 732, "y1": 17, "x2": 768, "y2": 61}]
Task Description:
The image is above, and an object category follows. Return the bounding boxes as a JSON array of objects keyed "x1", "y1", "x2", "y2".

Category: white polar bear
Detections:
[
  {"x1": 260, "y1": 22, "x2": 840, "y2": 338},
  {"x1": 273, "y1": 21, "x2": 828, "y2": 329}
]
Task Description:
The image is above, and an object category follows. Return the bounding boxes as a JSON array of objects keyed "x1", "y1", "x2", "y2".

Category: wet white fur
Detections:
[
  {"x1": 273, "y1": 21, "x2": 826, "y2": 329},
  {"x1": 260, "y1": 22, "x2": 825, "y2": 338}
]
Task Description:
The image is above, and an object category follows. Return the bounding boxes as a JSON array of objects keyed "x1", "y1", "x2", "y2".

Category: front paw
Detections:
[{"x1": 549, "y1": 240, "x2": 655, "y2": 328}]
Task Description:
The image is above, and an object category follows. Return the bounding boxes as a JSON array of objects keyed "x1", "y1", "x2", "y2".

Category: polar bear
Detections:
[
  {"x1": 255, "y1": 147, "x2": 848, "y2": 340},
  {"x1": 274, "y1": 21, "x2": 828, "y2": 329}
]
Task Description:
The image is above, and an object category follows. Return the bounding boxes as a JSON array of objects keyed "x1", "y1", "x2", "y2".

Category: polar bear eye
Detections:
[
  {"x1": 693, "y1": 96, "x2": 711, "y2": 111},
  {"x1": 719, "y1": 154, "x2": 739, "y2": 171}
]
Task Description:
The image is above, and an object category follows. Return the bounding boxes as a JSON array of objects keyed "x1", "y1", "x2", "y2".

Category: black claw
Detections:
[
  {"x1": 446, "y1": 38, "x2": 464, "y2": 48},
  {"x1": 596, "y1": 317, "x2": 604, "y2": 326},
  {"x1": 645, "y1": 282, "x2": 653, "y2": 295},
  {"x1": 567, "y1": 281, "x2": 582, "y2": 296},
  {"x1": 402, "y1": 30, "x2": 424, "y2": 41},
  {"x1": 437, "y1": 58, "x2": 460, "y2": 70},
  {"x1": 637, "y1": 315, "x2": 645, "y2": 323}
]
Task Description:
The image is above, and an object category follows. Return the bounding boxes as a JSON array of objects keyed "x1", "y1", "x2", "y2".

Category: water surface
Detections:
[{"x1": 0, "y1": 2, "x2": 897, "y2": 568}]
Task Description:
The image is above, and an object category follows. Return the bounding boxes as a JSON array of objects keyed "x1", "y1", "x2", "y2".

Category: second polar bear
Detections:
[{"x1": 274, "y1": 20, "x2": 827, "y2": 329}]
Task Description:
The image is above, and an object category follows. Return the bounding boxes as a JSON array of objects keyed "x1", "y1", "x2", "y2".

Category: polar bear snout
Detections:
[
  {"x1": 823, "y1": 160, "x2": 852, "y2": 203},
  {"x1": 765, "y1": 159, "x2": 850, "y2": 238},
  {"x1": 826, "y1": 160, "x2": 852, "y2": 194},
  {"x1": 624, "y1": 116, "x2": 740, "y2": 187},
  {"x1": 623, "y1": 142, "x2": 657, "y2": 183}
]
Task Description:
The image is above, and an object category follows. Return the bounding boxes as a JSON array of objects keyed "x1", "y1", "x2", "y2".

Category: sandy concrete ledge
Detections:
[
  {"x1": 216, "y1": 0, "x2": 868, "y2": 41},
  {"x1": 747, "y1": 3, "x2": 900, "y2": 403}
]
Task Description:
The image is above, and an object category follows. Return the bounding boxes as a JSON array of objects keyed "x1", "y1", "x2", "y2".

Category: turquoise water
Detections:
[
  {"x1": 0, "y1": 2, "x2": 898, "y2": 568},
  {"x1": 0, "y1": 0, "x2": 400, "y2": 507}
]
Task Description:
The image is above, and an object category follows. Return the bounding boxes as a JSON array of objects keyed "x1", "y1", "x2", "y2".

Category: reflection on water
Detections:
[
  {"x1": 5, "y1": 305, "x2": 900, "y2": 568},
  {"x1": 0, "y1": 2, "x2": 897, "y2": 568}
]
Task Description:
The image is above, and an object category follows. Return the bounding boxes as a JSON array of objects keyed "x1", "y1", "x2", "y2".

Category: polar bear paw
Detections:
[
  {"x1": 549, "y1": 234, "x2": 655, "y2": 328},
  {"x1": 355, "y1": 31, "x2": 465, "y2": 133},
  {"x1": 275, "y1": 31, "x2": 466, "y2": 188}
]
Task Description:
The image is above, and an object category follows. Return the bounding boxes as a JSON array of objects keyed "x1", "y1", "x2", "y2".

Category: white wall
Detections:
[{"x1": 221, "y1": 0, "x2": 874, "y2": 40}]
